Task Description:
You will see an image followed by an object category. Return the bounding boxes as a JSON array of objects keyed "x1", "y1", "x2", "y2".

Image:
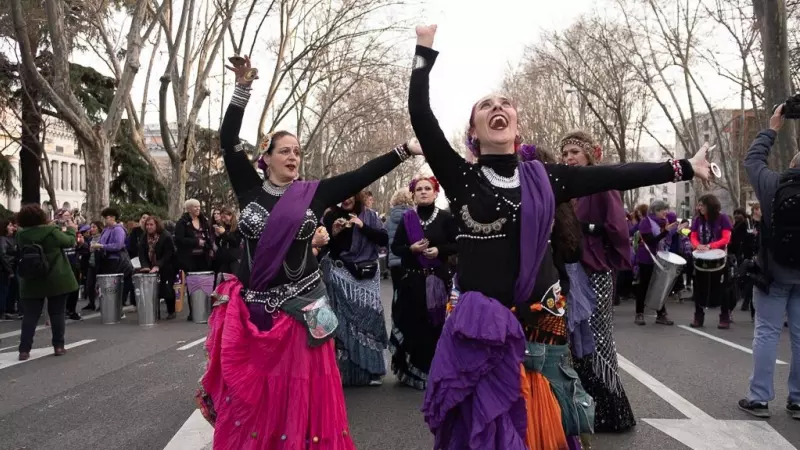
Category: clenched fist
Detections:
[{"x1": 415, "y1": 24, "x2": 437, "y2": 48}]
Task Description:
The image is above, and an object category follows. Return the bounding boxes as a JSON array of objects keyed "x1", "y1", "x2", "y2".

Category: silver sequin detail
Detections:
[
  {"x1": 238, "y1": 202, "x2": 317, "y2": 241},
  {"x1": 460, "y1": 204, "x2": 506, "y2": 234},
  {"x1": 588, "y1": 270, "x2": 623, "y2": 395}
]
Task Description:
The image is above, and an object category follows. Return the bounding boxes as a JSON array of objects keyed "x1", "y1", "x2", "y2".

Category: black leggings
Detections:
[{"x1": 635, "y1": 263, "x2": 668, "y2": 315}]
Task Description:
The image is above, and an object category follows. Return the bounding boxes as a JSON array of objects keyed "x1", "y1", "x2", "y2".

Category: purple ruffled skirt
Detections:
[{"x1": 421, "y1": 291, "x2": 527, "y2": 449}]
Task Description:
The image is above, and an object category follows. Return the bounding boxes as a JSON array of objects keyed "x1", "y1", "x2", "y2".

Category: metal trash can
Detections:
[
  {"x1": 133, "y1": 273, "x2": 160, "y2": 327},
  {"x1": 645, "y1": 251, "x2": 687, "y2": 311},
  {"x1": 186, "y1": 271, "x2": 215, "y2": 324},
  {"x1": 97, "y1": 273, "x2": 124, "y2": 324}
]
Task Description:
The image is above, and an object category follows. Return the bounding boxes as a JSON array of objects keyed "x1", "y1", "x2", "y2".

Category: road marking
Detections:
[
  {"x1": 618, "y1": 353, "x2": 708, "y2": 419},
  {"x1": 163, "y1": 409, "x2": 212, "y2": 450},
  {"x1": 0, "y1": 305, "x2": 139, "y2": 340},
  {"x1": 177, "y1": 337, "x2": 206, "y2": 351},
  {"x1": 0, "y1": 345, "x2": 17, "y2": 352},
  {"x1": 618, "y1": 353, "x2": 796, "y2": 449},
  {"x1": 0, "y1": 339, "x2": 95, "y2": 371},
  {"x1": 678, "y1": 325, "x2": 788, "y2": 365}
]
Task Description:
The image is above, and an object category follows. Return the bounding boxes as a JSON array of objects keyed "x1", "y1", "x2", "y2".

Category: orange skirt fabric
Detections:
[{"x1": 520, "y1": 364, "x2": 569, "y2": 450}]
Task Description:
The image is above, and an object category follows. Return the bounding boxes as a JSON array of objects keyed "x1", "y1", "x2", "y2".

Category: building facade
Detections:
[{"x1": 0, "y1": 119, "x2": 87, "y2": 216}]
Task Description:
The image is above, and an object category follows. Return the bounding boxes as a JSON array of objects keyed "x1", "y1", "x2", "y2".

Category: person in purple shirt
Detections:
[
  {"x1": 634, "y1": 200, "x2": 677, "y2": 326},
  {"x1": 92, "y1": 207, "x2": 134, "y2": 312}
]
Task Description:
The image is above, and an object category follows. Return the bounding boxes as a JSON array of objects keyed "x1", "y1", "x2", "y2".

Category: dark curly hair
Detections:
[
  {"x1": 698, "y1": 194, "x2": 721, "y2": 223},
  {"x1": 16, "y1": 204, "x2": 48, "y2": 228}
]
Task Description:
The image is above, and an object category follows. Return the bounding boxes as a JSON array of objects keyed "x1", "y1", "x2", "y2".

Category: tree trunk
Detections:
[
  {"x1": 83, "y1": 132, "x2": 111, "y2": 219},
  {"x1": 169, "y1": 158, "x2": 187, "y2": 218},
  {"x1": 19, "y1": 81, "x2": 43, "y2": 206},
  {"x1": 754, "y1": 0, "x2": 799, "y2": 170}
]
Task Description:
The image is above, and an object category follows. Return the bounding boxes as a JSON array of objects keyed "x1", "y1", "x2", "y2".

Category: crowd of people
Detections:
[{"x1": 3, "y1": 24, "x2": 798, "y2": 450}]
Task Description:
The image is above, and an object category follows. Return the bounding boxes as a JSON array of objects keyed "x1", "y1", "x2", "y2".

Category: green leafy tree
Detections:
[{"x1": 110, "y1": 120, "x2": 168, "y2": 208}]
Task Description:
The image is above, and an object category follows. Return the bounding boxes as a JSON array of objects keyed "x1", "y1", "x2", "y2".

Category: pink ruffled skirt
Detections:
[{"x1": 198, "y1": 277, "x2": 355, "y2": 450}]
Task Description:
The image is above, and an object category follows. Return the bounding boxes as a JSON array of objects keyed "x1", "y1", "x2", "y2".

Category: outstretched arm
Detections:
[
  {"x1": 315, "y1": 144, "x2": 413, "y2": 208},
  {"x1": 220, "y1": 57, "x2": 262, "y2": 203},
  {"x1": 409, "y1": 26, "x2": 470, "y2": 197}
]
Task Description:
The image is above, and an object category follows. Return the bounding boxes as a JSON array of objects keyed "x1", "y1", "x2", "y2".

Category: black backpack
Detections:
[
  {"x1": 770, "y1": 173, "x2": 800, "y2": 268},
  {"x1": 17, "y1": 243, "x2": 51, "y2": 279}
]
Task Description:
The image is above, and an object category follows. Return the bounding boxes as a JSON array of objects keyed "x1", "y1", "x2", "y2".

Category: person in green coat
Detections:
[{"x1": 15, "y1": 204, "x2": 78, "y2": 361}]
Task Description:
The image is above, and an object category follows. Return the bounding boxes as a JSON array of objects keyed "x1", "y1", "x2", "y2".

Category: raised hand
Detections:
[
  {"x1": 407, "y1": 137, "x2": 422, "y2": 155},
  {"x1": 415, "y1": 24, "x2": 437, "y2": 48},
  {"x1": 225, "y1": 55, "x2": 259, "y2": 86},
  {"x1": 689, "y1": 142, "x2": 712, "y2": 181}
]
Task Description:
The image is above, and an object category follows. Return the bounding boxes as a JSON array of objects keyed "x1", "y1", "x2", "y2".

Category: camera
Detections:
[{"x1": 774, "y1": 94, "x2": 800, "y2": 119}]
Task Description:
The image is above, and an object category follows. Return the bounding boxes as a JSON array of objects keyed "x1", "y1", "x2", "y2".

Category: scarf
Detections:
[
  {"x1": 403, "y1": 207, "x2": 447, "y2": 326},
  {"x1": 514, "y1": 160, "x2": 556, "y2": 304},
  {"x1": 246, "y1": 181, "x2": 320, "y2": 330},
  {"x1": 339, "y1": 207, "x2": 382, "y2": 264},
  {"x1": 147, "y1": 233, "x2": 158, "y2": 267}
]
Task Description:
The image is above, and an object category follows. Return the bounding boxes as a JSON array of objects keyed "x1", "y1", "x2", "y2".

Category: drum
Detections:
[
  {"x1": 693, "y1": 249, "x2": 727, "y2": 272},
  {"x1": 186, "y1": 271, "x2": 215, "y2": 324},
  {"x1": 97, "y1": 273, "x2": 124, "y2": 325},
  {"x1": 133, "y1": 273, "x2": 160, "y2": 326},
  {"x1": 645, "y1": 251, "x2": 687, "y2": 311}
]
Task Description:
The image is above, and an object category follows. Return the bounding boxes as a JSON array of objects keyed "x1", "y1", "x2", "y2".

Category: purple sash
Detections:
[
  {"x1": 246, "y1": 181, "x2": 320, "y2": 330},
  {"x1": 403, "y1": 209, "x2": 447, "y2": 326},
  {"x1": 514, "y1": 160, "x2": 556, "y2": 304}
]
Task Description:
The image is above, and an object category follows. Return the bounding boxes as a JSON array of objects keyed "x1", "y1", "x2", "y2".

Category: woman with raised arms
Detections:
[
  {"x1": 410, "y1": 25, "x2": 711, "y2": 450},
  {"x1": 196, "y1": 56, "x2": 421, "y2": 449}
]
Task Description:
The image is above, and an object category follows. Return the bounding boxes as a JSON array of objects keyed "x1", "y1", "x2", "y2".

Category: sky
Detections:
[
  {"x1": 63, "y1": 0, "x2": 746, "y2": 162},
  {"x1": 68, "y1": 0, "x2": 598, "y2": 148}
]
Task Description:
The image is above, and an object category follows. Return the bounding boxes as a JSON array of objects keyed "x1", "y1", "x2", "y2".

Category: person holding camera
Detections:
[{"x1": 739, "y1": 100, "x2": 800, "y2": 420}]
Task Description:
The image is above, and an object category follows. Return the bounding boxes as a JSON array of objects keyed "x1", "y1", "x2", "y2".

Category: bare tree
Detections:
[
  {"x1": 614, "y1": 0, "x2": 745, "y2": 207},
  {"x1": 243, "y1": 0, "x2": 403, "y2": 148},
  {"x1": 154, "y1": 0, "x2": 240, "y2": 217},
  {"x1": 9, "y1": 0, "x2": 157, "y2": 218}
]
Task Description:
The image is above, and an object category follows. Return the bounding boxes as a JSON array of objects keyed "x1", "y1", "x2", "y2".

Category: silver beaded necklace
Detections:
[
  {"x1": 480, "y1": 166, "x2": 520, "y2": 189},
  {"x1": 262, "y1": 180, "x2": 292, "y2": 197},
  {"x1": 419, "y1": 207, "x2": 439, "y2": 229}
]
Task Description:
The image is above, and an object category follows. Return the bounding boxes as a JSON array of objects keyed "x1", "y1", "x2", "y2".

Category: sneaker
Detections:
[
  {"x1": 656, "y1": 314, "x2": 674, "y2": 326},
  {"x1": 369, "y1": 379, "x2": 383, "y2": 387},
  {"x1": 738, "y1": 399, "x2": 770, "y2": 418},
  {"x1": 635, "y1": 314, "x2": 646, "y2": 325},
  {"x1": 787, "y1": 403, "x2": 800, "y2": 420},
  {"x1": 68, "y1": 312, "x2": 82, "y2": 321},
  {"x1": 718, "y1": 319, "x2": 730, "y2": 329},
  {"x1": 166, "y1": 313, "x2": 177, "y2": 320}
]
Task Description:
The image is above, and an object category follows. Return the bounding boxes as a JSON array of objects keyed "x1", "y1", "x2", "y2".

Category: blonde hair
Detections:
[
  {"x1": 390, "y1": 189, "x2": 414, "y2": 207},
  {"x1": 184, "y1": 198, "x2": 201, "y2": 210}
]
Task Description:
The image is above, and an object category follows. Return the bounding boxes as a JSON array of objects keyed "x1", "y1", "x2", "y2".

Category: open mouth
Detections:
[
  {"x1": 489, "y1": 114, "x2": 508, "y2": 130},
  {"x1": 286, "y1": 164, "x2": 297, "y2": 171}
]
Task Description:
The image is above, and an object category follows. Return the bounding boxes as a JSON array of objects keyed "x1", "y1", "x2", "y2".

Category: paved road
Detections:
[{"x1": 0, "y1": 281, "x2": 797, "y2": 450}]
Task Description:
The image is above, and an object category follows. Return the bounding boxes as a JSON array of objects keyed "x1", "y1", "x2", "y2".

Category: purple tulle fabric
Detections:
[
  {"x1": 186, "y1": 272, "x2": 215, "y2": 295},
  {"x1": 565, "y1": 263, "x2": 597, "y2": 358},
  {"x1": 426, "y1": 274, "x2": 448, "y2": 327},
  {"x1": 421, "y1": 291, "x2": 527, "y2": 450},
  {"x1": 568, "y1": 435, "x2": 583, "y2": 450}
]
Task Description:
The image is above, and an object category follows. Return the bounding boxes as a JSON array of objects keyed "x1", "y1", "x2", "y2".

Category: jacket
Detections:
[
  {"x1": 173, "y1": 213, "x2": 213, "y2": 271},
  {"x1": 386, "y1": 205, "x2": 412, "y2": 267},
  {"x1": 0, "y1": 235, "x2": 16, "y2": 276},
  {"x1": 138, "y1": 231, "x2": 177, "y2": 277},
  {"x1": 15, "y1": 224, "x2": 79, "y2": 298},
  {"x1": 743, "y1": 129, "x2": 800, "y2": 284},
  {"x1": 97, "y1": 223, "x2": 128, "y2": 260}
]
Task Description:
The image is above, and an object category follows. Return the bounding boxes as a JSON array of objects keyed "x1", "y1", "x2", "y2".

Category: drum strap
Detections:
[{"x1": 642, "y1": 236, "x2": 666, "y2": 271}]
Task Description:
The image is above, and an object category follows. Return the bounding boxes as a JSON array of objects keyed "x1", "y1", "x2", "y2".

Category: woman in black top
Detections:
[
  {"x1": 323, "y1": 192, "x2": 389, "y2": 386},
  {"x1": 196, "y1": 57, "x2": 420, "y2": 449},
  {"x1": 212, "y1": 207, "x2": 242, "y2": 275},
  {"x1": 411, "y1": 25, "x2": 711, "y2": 450},
  {"x1": 390, "y1": 176, "x2": 458, "y2": 390},
  {"x1": 138, "y1": 216, "x2": 177, "y2": 320}
]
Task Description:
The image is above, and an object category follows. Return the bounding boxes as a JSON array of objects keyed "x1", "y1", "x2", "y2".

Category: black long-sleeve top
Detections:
[
  {"x1": 391, "y1": 203, "x2": 458, "y2": 277},
  {"x1": 409, "y1": 45, "x2": 694, "y2": 315},
  {"x1": 323, "y1": 205, "x2": 388, "y2": 261},
  {"x1": 220, "y1": 85, "x2": 408, "y2": 290}
]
